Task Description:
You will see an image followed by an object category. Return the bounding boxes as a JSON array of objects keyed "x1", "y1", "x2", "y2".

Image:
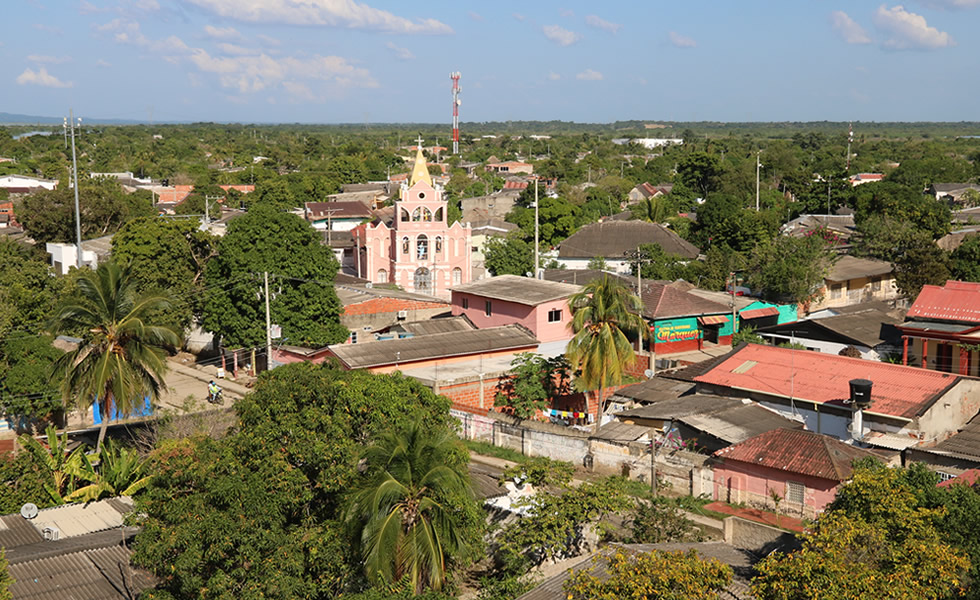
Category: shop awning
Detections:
[
  {"x1": 739, "y1": 306, "x2": 780, "y2": 320},
  {"x1": 698, "y1": 315, "x2": 728, "y2": 326}
]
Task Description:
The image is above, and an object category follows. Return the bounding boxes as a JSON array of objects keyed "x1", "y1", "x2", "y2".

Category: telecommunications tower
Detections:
[{"x1": 451, "y1": 72, "x2": 461, "y2": 155}]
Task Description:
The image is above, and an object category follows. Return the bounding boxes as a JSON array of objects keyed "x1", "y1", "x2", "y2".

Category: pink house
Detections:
[
  {"x1": 451, "y1": 275, "x2": 582, "y2": 344},
  {"x1": 712, "y1": 428, "x2": 878, "y2": 519},
  {"x1": 352, "y1": 142, "x2": 472, "y2": 298}
]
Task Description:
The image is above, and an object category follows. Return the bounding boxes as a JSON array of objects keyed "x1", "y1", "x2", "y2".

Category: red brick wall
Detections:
[
  {"x1": 343, "y1": 297, "x2": 448, "y2": 317},
  {"x1": 438, "y1": 376, "x2": 507, "y2": 416}
]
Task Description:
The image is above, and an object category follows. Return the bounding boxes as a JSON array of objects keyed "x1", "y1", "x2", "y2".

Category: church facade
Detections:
[{"x1": 353, "y1": 144, "x2": 472, "y2": 298}]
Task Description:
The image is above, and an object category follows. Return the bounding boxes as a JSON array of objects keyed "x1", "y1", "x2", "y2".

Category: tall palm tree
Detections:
[
  {"x1": 48, "y1": 262, "x2": 179, "y2": 452},
  {"x1": 566, "y1": 275, "x2": 646, "y2": 434},
  {"x1": 347, "y1": 423, "x2": 473, "y2": 594}
]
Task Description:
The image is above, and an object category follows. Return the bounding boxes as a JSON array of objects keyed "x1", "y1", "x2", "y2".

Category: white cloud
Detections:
[
  {"x1": 468, "y1": 11, "x2": 483, "y2": 21},
  {"x1": 204, "y1": 25, "x2": 241, "y2": 40},
  {"x1": 831, "y1": 11, "x2": 872, "y2": 44},
  {"x1": 873, "y1": 4, "x2": 953, "y2": 49},
  {"x1": 917, "y1": 0, "x2": 980, "y2": 8},
  {"x1": 16, "y1": 66, "x2": 72, "y2": 88},
  {"x1": 79, "y1": 0, "x2": 107, "y2": 14},
  {"x1": 218, "y1": 42, "x2": 258, "y2": 56},
  {"x1": 96, "y1": 58, "x2": 112, "y2": 67},
  {"x1": 282, "y1": 80, "x2": 315, "y2": 101},
  {"x1": 27, "y1": 54, "x2": 71, "y2": 63},
  {"x1": 548, "y1": 71, "x2": 561, "y2": 81},
  {"x1": 98, "y1": 19, "x2": 191, "y2": 53},
  {"x1": 576, "y1": 69, "x2": 603, "y2": 81},
  {"x1": 188, "y1": 48, "x2": 378, "y2": 93},
  {"x1": 512, "y1": 13, "x2": 525, "y2": 21},
  {"x1": 668, "y1": 31, "x2": 696, "y2": 48},
  {"x1": 258, "y1": 34, "x2": 280, "y2": 46},
  {"x1": 585, "y1": 14, "x2": 621, "y2": 34},
  {"x1": 182, "y1": 0, "x2": 452, "y2": 34},
  {"x1": 385, "y1": 41, "x2": 414, "y2": 60},
  {"x1": 543, "y1": 24, "x2": 582, "y2": 46}
]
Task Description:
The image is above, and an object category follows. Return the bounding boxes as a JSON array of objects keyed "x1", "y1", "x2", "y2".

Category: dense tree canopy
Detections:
[{"x1": 202, "y1": 204, "x2": 347, "y2": 348}]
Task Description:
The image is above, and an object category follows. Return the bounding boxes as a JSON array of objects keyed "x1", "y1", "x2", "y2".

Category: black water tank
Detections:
[{"x1": 849, "y1": 379, "x2": 873, "y2": 409}]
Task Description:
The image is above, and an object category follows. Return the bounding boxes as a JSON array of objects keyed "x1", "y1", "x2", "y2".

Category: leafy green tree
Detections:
[
  {"x1": 887, "y1": 156, "x2": 974, "y2": 190},
  {"x1": 632, "y1": 194, "x2": 675, "y2": 224},
  {"x1": 676, "y1": 152, "x2": 721, "y2": 197},
  {"x1": 586, "y1": 256, "x2": 608, "y2": 271},
  {"x1": 253, "y1": 176, "x2": 297, "y2": 210},
  {"x1": 628, "y1": 500, "x2": 704, "y2": 544},
  {"x1": 48, "y1": 262, "x2": 179, "y2": 452},
  {"x1": 753, "y1": 461, "x2": 971, "y2": 600},
  {"x1": 892, "y1": 237, "x2": 951, "y2": 299},
  {"x1": 507, "y1": 196, "x2": 580, "y2": 246},
  {"x1": 565, "y1": 550, "x2": 732, "y2": 600},
  {"x1": 692, "y1": 194, "x2": 778, "y2": 251},
  {"x1": 19, "y1": 178, "x2": 154, "y2": 243},
  {"x1": 952, "y1": 235, "x2": 980, "y2": 282},
  {"x1": 347, "y1": 423, "x2": 478, "y2": 594},
  {"x1": 852, "y1": 181, "x2": 950, "y2": 240},
  {"x1": 745, "y1": 235, "x2": 836, "y2": 304},
  {"x1": 566, "y1": 276, "x2": 646, "y2": 433},
  {"x1": 497, "y1": 477, "x2": 634, "y2": 574},
  {"x1": 202, "y1": 204, "x2": 347, "y2": 348},
  {"x1": 0, "y1": 335, "x2": 65, "y2": 421},
  {"x1": 500, "y1": 456, "x2": 574, "y2": 489},
  {"x1": 494, "y1": 353, "x2": 572, "y2": 420},
  {"x1": 132, "y1": 362, "x2": 467, "y2": 599},
  {"x1": 112, "y1": 217, "x2": 217, "y2": 330},
  {"x1": 0, "y1": 450, "x2": 52, "y2": 514},
  {"x1": 698, "y1": 244, "x2": 747, "y2": 291},
  {"x1": 634, "y1": 244, "x2": 692, "y2": 282},
  {"x1": 0, "y1": 549, "x2": 12, "y2": 600},
  {"x1": 483, "y1": 236, "x2": 534, "y2": 277},
  {"x1": 65, "y1": 439, "x2": 154, "y2": 502}
]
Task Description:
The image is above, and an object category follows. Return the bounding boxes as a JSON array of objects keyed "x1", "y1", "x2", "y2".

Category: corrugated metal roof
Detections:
[
  {"x1": 329, "y1": 324, "x2": 539, "y2": 369},
  {"x1": 694, "y1": 344, "x2": 959, "y2": 419},
  {"x1": 452, "y1": 275, "x2": 582, "y2": 305},
  {"x1": 0, "y1": 514, "x2": 45, "y2": 550},
  {"x1": 825, "y1": 255, "x2": 893, "y2": 282},
  {"x1": 592, "y1": 421, "x2": 649, "y2": 442},
  {"x1": 641, "y1": 282, "x2": 729, "y2": 320},
  {"x1": 397, "y1": 316, "x2": 475, "y2": 336},
  {"x1": 714, "y1": 428, "x2": 878, "y2": 481},
  {"x1": 611, "y1": 377, "x2": 696, "y2": 404},
  {"x1": 907, "y1": 280, "x2": 980, "y2": 324},
  {"x1": 8, "y1": 544, "x2": 156, "y2": 600},
  {"x1": 31, "y1": 497, "x2": 131, "y2": 539},
  {"x1": 927, "y1": 414, "x2": 980, "y2": 461}
]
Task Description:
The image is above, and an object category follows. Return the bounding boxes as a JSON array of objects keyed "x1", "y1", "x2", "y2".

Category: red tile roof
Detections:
[
  {"x1": 305, "y1": 201, "x2": 373, "y2": 219},
  {"x1": 938, "y1": 468, "x2": 980, "y2": 488},
  {"x1": 503, "y1": 181, "x2": 529, "y2": 190},
  {"x1": 694, "y1": 344, "x2": 960, "y2": 419},
  {"x1": 641, "y1": 282, "x2": 729, "y2": 320},
  {"x1": 715, "y1": 428, "x2": 877, "y2": 481},
  {"x1": 907, "y1": 280, "x2": 980, "y2": 324}
]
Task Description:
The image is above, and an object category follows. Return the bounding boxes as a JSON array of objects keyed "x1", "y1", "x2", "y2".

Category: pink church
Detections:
[{"x1": 353, "y1": 143, "x2": 472, "y2": 298}]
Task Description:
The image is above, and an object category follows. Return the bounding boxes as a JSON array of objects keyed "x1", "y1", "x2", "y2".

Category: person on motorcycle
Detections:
[{"x1": 207, "y1": 380, "x2": 221, "y2": 403}]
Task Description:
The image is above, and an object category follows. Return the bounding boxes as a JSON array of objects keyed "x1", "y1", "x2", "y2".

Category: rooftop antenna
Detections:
[
  {"x1": 846, "y1": 122, "x2": 853, "y2": 174},
  {"x1": 451, "y1": 72, "x2": 461, "y2": 155}
]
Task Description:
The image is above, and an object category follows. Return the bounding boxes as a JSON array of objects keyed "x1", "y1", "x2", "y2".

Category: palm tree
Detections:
[
  {"x1": 566, "y1": 275, "x2": 646, "y2": 434},
  {"x1": 65, "y1": 439, "x2": 154, "y2": 502},
  {"x1": 347, "y1": 423, "x2": 473, "y2": 594},
  {"x1": 48, "y1": 261, "x2": 179, "y2": 452}
]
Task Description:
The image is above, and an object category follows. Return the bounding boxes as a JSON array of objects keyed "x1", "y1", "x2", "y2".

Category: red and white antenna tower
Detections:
[{"x1": 451, "y1": 72, "x2": 461, "y2": 155}]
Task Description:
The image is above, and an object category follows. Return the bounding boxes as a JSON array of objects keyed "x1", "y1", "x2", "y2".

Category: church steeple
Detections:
[{"x1": 409, "y1": 135, "x2": 433, "y2": 187}]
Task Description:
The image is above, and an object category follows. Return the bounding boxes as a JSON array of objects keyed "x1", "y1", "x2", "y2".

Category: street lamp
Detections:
[{"x1": 63, "y1": 110, "x2": 82, "y2": 269}]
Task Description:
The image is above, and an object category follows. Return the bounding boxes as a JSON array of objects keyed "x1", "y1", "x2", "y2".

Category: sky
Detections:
[{"x1": 3, "y1": 0, "x2": 980, "y2": 124}]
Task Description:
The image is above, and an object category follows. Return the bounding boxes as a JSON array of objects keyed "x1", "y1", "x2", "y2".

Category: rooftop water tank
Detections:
[{"x1": 849, "y1": 378, "x2": 873, "y2": 409}]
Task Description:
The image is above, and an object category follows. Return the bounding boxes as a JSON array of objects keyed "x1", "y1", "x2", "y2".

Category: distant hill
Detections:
[{"x1": 0, "y1": 111, "x2": 145, "y2": 125}]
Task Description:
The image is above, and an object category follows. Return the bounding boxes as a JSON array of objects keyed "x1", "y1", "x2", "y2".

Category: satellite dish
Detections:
[
  {"x1": 644, "y1": 369, "x2": 654, "y2": 379},
  {"x1": 21, "y1": 503, "x2": 38, "y2": 520},
  {"x1": 526, "y1": 272, "x2": 533, "y2": 278}
]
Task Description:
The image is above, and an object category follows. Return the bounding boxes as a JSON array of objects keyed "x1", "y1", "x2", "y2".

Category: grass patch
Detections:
[{"x1": 463, "y1": 439, "x2": 527, "y2": 463}]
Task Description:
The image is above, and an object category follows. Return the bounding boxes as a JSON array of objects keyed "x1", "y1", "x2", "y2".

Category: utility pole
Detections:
[
  {"x1": 319, "y1": 206, "x2": 342, "y2": 245},
  {"x1": 533, "y1": 179, "x2": 539, "y2": 278},
  {"x1": 64, "y1": 110, "x2": 82, "y2": 268},
  {"x1": 846, "y1": 122, "x2": 853, "y2": 174},
  {"x1": 755, "y1": 150, "x2": 761, "y2": 211},
  {"x1": 204, "y1": 194, "x2": 222, "y2": 225},
  {"x1": 264, "y1": 272, "x2": 272, "y2": 372},
  {"x1": 729, "y1": 271, "x2": 738, "y2": 339}
]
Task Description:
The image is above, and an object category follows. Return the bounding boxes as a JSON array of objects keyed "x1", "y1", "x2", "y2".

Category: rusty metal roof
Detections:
[
  {"x1": 714, "y1": 428, "x2": 878, "y2": 481},
  {"x1": 907, "y1": 280, "x2": 980, "y2": 324},
  {"x1": 8, "y1": 544, "x2": 156, "y2": 599}
]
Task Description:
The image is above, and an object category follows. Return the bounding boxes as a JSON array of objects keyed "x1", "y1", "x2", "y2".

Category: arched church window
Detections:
[
  {"x1": 435, "y1": 236, "x2": 443, "y2": 254},
  {"x1": 452, "y1": 267, "x2": 462, "y2": 286},
  {"x1": 400, "y1": 208, "x2": 410, "y2": 222},
  {"x1": 412, "y1": 208, "x2": 422, "y2": 221},
  {"x1": 421, "y1": 207, "x2": 433, "y2": 222},
  {"x1": 402, "y1": 237, "x2": 409, "y2": 254},
  {"x1": 414, "y1": 267, "x2": 431, "y2": 294},
  {"x1": 417, "y1": 234, "x2": 428, "y2": 260},
  {"x1": 377, "y1": 269, "x2": 387, "y2": 283},
  {"x1": 434, "y1": 207, "x2": 444, "y2": 222}
]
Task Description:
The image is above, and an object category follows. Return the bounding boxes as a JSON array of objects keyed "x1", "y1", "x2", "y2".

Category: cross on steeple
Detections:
[{"x1": 415, "y1": 134, "x2": 424, "y2": 149}]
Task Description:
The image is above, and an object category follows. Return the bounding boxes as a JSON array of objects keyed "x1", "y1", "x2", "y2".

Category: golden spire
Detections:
[{"x1": 409, "y1": 135, "x2": 432, "y2": 187}]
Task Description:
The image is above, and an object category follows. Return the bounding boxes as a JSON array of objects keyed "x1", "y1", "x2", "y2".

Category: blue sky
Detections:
[{"x1": 3, "y1": 1, "x2": 979, "y2": 124}]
